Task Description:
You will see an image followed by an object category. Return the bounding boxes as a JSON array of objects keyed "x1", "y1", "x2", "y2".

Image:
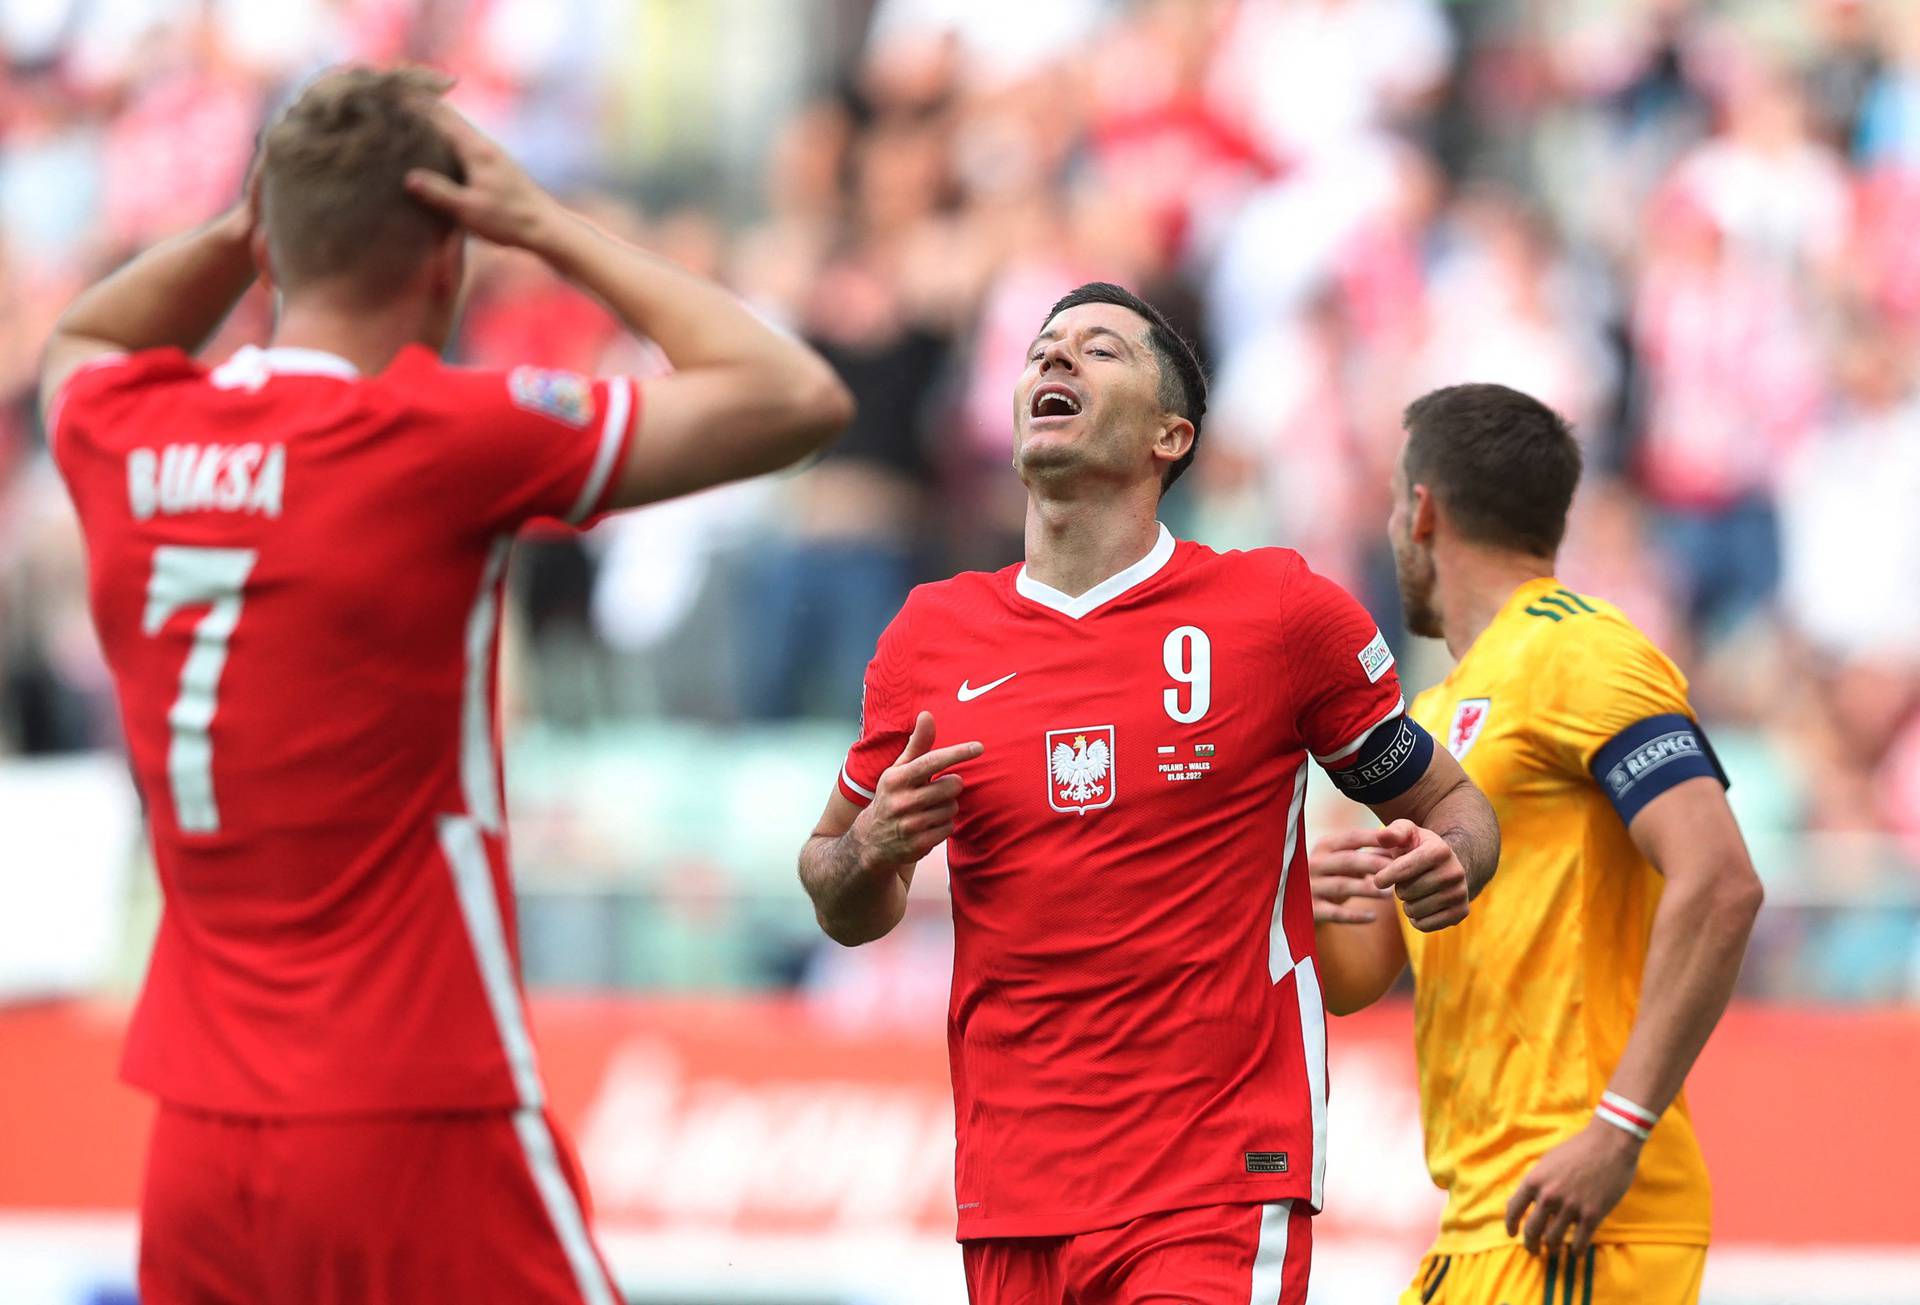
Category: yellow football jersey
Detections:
[{"x1": 1402, "y1": 577, "x2": 1713, "y2": 1253}]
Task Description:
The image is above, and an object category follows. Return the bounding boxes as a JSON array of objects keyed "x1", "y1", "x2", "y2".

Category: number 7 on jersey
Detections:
[{"x1": 143, "y1": 545, "x2": 257, "y2": 833}]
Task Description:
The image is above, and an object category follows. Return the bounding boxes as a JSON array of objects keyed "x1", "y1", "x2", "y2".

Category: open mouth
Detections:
[{"x1": 1030, "y1": 383, "x2": 1083, "y2": 420}]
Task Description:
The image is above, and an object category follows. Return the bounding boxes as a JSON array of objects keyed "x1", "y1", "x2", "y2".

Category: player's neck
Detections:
[
  {"x1": 1434, "y1": 543, "x2": 1555, "y2": 660},
  {"x1": 1022, "y1": 487, "x2": 1162, "y2": 599},
  {"x1": 271, "y1": 299, "x2": 433, "y2": 377}
]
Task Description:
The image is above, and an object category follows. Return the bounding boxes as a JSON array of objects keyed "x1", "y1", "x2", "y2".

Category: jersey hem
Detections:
[
  {"x1": 149, "y1": 1097, "x2": 529, "y2": 1123},
  {"x1": 125, "y1": 1073, "x2": 526, "y2": 1119},
  {"x1": 954, "y1": 1176, "x2": 1310, "y2": 1241}
]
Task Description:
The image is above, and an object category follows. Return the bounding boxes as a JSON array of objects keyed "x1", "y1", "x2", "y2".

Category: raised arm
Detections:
[
  {"x1": 40, "y1": 192, "x2": 257, "y2": 422},
  {"x1": 798, "y1": 712, "x2": 982, "y2": 946},
  {"x1": 406, "y1": 105, "x2": 852, "y2": 509}
]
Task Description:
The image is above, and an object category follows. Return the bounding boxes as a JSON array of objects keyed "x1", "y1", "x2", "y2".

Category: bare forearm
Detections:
[
  {"x1": 1606, "y1": 871, "x2": 1760, "y2": 1115},
  {"x1": 1315, "y1": 912, "x2": 1408, "y2": 1015},
  {"x1": 798, "y1": 831, "x2": 908, "y2": 947},
  {"x1": 413, "y1": 111, "x2": 829, "y2": 383},
  {"x1": 1369, "y1": 745, "x2": 1499, "y2": 901},
  {"x1": 536, "y1": 211, "x2": 830, "y2": 384},
  {"x1": 53, "y1": 206, "x2": 255, "y2": 357},
  {"x1": 1423, "y1": 779, "x2": 1500, "y2": 897},
  {"x1": 532, "y1": 208, "x2": 847, "y2": 497}
]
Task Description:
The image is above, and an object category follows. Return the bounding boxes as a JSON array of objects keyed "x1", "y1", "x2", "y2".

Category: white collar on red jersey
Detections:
[
  {"x1": 1014, "y1": 522, "x2": 1176, "y2": 620},
  {"x1": 211, "y1": 345, "x2": 359, "y2": 390}
]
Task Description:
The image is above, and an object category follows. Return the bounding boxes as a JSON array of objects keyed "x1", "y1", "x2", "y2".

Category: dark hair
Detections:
[
  {"x1": 1401, "y1": 383, "x2": 1582, "y2": 557},
  {"x1": 1040, "y1": 282, "x2": 1207, "y2": 491},
  {"x1": 261, "y1": 66, "x2": 465, "y2": 300}
]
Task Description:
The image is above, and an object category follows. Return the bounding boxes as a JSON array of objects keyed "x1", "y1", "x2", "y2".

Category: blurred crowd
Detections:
[{"x1": 4, "y1": 1, "x2": 1920, "y2": 925}]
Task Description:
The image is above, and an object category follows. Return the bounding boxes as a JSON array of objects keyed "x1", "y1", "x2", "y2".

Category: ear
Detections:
[
  {"x1": 1410, "y1": 482, "x2": 1438, "y2": 545},
  {"x1": 249, "y1": 228, "x2": 275, "y2": 294},
  {"x1": 1153, "y1": 414, "x2": 1195, "y2": 471},
  {"x1": 430, "y1": 228, "x2": 465, "y2": 301}
]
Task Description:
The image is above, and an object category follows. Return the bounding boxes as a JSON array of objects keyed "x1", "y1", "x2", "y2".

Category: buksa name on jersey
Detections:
[{"x1": 127, "y1": 443, "x2": 287, "y2": 521}]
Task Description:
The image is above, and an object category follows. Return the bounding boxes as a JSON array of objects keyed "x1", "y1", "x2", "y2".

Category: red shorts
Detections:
[
  {"x1": 962, "y1": 1200, "x2": 1312, "y2": 1305},
  {"x1": 138, "y1": 1104, "x2": 619, "y2": 1305}
]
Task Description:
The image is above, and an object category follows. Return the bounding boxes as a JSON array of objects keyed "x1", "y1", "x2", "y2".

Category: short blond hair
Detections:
[{"x1": 261, "y1": 66, "x2": 464, "y2": 298}]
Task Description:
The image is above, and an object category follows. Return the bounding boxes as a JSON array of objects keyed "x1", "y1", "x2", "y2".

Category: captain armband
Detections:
[
  {"x1": 1589, "y1": 713, "x2": 1729, "y2": 826},
  {"x1": 1327, "y1": 713, "x2": 1434, "y2": 805}
]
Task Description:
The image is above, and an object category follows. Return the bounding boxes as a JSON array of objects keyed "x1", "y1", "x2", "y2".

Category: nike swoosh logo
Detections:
[{"x1": 957, "y1": 672, "x2": 1018, "y2": 702}]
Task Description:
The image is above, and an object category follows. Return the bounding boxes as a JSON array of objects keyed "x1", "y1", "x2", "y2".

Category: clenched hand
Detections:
[
  {"x1": 1313, "y1": 821, "x2": 1472, "y2": 932},
  {"x1": 1371, "y1": 819, "x2": 1472, "y2": 931}
]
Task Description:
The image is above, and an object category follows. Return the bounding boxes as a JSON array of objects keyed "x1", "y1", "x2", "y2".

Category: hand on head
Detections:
[{"x1": 404, "y1": 104, "x2": 563, "y2": 251}]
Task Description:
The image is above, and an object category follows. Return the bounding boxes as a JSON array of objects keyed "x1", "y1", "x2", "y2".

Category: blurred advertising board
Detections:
[
  {"x1": 0, "y1": 757, "x2": 140, "y2": 1001},
  {"x1": 2, "y1": 998, "x2": 1917, "y2": 1303}
]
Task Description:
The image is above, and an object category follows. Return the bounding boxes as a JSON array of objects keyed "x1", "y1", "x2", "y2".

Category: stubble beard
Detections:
[
  {"x1": 1014, "y1": 423, "x2": 1122, "y2": 495},
  {"x1": 1396, "y1": 548, "x2": 1444, "y2": 641}
]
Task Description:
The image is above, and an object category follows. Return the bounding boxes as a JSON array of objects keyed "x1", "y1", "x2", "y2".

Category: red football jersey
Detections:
[
  {"x1": 51, "y1": 344, "x2": 637, "y2": 1115},
  {"x1": 839, "y1": 526, "x2": 1406, "y2": 1239}
]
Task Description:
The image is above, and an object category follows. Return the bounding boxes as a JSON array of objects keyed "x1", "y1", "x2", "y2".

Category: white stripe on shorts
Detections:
[
  {"x1": 514, "y1": 1109, "x2": 616, "y2": 1305},
  {"x1": 1247, "y1": 1199, "x2": 1294, "y2": 1304}
]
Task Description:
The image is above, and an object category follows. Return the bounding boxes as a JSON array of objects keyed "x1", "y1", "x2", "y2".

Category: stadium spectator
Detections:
[{"x1": 739, "y1": 247, "x2": 946, "y2": 719}]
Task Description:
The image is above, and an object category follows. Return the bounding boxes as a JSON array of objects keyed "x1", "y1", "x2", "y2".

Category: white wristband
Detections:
[{"x1": 1595, "y1": 1091, "x2": 1658, "y2": 1141}]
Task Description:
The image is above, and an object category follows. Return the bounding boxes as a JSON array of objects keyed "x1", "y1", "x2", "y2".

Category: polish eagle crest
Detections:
[{"x1": 1046, "y1": 727, "x2": 1115, "y2": 812}]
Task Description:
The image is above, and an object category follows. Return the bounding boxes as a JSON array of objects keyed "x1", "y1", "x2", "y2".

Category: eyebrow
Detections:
[{"x1": 1029, "y1": 325, "x2": 1137, "y2": 354}]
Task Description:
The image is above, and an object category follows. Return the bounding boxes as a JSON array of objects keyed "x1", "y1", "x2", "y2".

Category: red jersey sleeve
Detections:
[
  {"x1": 1277, "y1": 553, "x2": 1407, "y2": 768},
  {"x1": 46, "y1": 350, "x2": 170, "y2": 469},
  {"x1": 838, "y1": 596, "x2": 920, "y2": 808},
  {"x1": 431, "y1": 364, "x2": 639, "y2": 532}
]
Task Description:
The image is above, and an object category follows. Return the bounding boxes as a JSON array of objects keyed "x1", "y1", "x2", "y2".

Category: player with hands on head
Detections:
[
  {"x1": 44, "y1": 76, "x2": 853, "y2": 514},
  {"x1": 1310, "y1": 383, "x2": 1762, "y2": 1305},
  {"x1": 42, "y1": 66, "x2": 851, "y2": 1305},
  {"x1": 799, "y1": 281, "x2": 1496, "y2": 1305}
]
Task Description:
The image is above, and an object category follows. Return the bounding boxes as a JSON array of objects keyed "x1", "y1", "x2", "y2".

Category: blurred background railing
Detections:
[{"x1": 5, "y1": 731, "x2": 1918, "y2": 1005}]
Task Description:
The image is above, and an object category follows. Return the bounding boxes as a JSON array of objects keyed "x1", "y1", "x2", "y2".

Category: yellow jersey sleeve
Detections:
[
  {"x1": 1531, "y1": 613, "x2": 1724, "y2": 824},
  {"x1": 1533, "y1": 618, "x2": 1690, "y2": 773}
]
